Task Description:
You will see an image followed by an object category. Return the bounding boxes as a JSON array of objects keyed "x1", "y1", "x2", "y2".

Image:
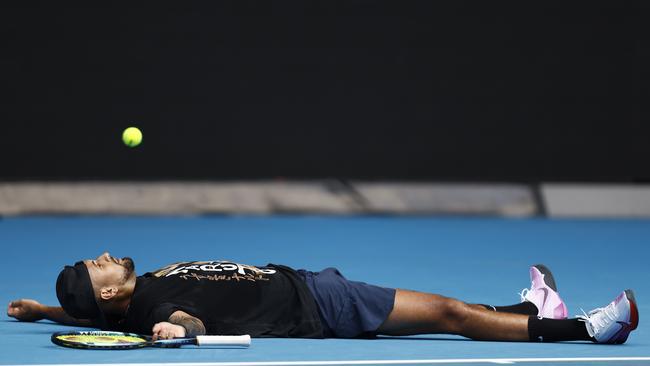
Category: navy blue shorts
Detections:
[{"x1": 297, "y1": 268, "x2": 396, "y2": 338}]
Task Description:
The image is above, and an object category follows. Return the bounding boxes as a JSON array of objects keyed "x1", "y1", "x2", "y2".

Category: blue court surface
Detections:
[{"x1": 1, "y1": 216, "x2": 649, "y2": 365}]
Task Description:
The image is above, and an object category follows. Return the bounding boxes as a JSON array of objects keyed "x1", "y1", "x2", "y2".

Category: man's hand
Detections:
[
  {"x1": 152, "y1": 322, "x2": 186, "y2": 340},
  {"x1": 7, "y1": 299, "x2": 45, "y2": 322}
]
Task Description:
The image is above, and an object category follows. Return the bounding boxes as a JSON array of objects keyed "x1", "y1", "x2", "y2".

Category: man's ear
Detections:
[{"x1": 99, "y1": 286, "x2": 118, "y2": 300}]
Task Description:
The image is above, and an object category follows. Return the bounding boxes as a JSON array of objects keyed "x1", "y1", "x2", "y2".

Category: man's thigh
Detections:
[{"x1": 376, "y1": 289, "x2": 461, "y2": 335}]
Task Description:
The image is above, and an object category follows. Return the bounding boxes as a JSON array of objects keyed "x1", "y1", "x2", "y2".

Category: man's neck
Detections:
[{"x1": 102, "y1": 275, "x2": 136, "y2": 318}]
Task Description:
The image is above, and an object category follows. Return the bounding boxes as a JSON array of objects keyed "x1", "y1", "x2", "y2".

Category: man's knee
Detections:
[{"x1": 438, "y1": 297, "x2": 471, "y2": 333}]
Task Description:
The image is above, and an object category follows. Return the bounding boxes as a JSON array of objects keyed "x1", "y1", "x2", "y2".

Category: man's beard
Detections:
[{"x1": 122, "y1": 257, "x2": 135, "y2": 277}]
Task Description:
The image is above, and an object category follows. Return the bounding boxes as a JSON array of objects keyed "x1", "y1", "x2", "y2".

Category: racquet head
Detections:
[{"x1": 51, "y1": 331, "x2": 151, "y2": 350}]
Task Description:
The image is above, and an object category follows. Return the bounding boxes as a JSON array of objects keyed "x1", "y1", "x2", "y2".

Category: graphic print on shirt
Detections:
[{"x1": 151, "y1": 261, "x2": 277, "y2": 282}]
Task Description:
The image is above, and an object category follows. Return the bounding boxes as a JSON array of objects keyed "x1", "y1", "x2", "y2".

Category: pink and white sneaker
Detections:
[
  {"x1": 579, "y1": 290, "x2": 639, "y2": 344},
  {"x1": 519, "y1": 264, "x2": 569, "y2": 319}
]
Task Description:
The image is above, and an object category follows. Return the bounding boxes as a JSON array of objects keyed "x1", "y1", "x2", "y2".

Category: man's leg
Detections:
[
  {"x1": 374, "y1": 264, "x2": 637, "y2": 344},
  {"x1": 376, "y1": 289, "x2": 531, "y2": 341},
  {"x1": 376, "y1": 289, "x2": 640, "y2": 344},
  {"x1": 477, "y1": 264, "x2": 568, "y2": 318},
  {"x1": 476, "y1": 302, "x2": 538, "y2": 316},
  {"x1": 375, "y1": 264, "x2": 567, "y2": 340}
]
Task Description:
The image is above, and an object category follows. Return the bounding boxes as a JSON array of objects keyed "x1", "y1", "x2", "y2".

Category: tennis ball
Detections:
[{"x1": 122, "y1": 127, "x2": 142, "y2": 147}]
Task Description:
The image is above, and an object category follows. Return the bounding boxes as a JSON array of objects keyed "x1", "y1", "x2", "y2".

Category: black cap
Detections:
[{"x1": 56, "y1": 261, "x2": 106, "y2": 328}]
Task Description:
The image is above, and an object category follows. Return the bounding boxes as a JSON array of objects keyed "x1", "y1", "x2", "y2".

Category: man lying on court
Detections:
[{"x1": 7, "y1": 252, "x2": 638, "y2": 344}]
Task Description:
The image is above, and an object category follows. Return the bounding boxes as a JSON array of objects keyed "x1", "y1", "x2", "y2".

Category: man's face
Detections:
[{"x1": 84, "y1": 252, "x2": 135, "y2": 291}]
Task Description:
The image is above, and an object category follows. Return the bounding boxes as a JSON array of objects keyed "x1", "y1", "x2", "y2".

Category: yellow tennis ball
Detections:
[{"x1": 122, "y1": 127, "x2": 142, "y2": 147}]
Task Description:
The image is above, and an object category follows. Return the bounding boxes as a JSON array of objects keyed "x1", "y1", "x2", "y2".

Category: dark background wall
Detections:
[{"x1": 1, "y1": 1, "x2": 648, "y2": 182}]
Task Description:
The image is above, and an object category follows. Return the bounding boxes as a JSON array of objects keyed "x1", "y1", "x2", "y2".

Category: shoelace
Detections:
[
  {"x1": 519, "y1": 286, "x2": 532, "y2": 303},
  {"x1": 577, "y1": 302, "x2": 619, "y2": 337}
]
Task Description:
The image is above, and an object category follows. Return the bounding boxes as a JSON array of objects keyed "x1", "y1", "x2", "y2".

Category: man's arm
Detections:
[
  {"x1": 7, "y1": 299, "x2": 93, "y2": 327},
  {"x1": 152, "y1": 310, "x2": 206, "y2": 340},
  {"x1": 169, "y1": 310, "x2": 206, "y2": 336}
]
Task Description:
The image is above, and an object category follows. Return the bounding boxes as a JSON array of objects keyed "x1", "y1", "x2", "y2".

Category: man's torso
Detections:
[{"x1": 119, "y1": 261, "x2": 323, "y2": 338}]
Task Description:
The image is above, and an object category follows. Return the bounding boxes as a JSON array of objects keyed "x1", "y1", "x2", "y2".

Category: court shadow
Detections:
[
  {"x1": 21, "y1": 329, "x2": 61, "y2": 335},
  {"x1": 377, "y1": 336, "x2": 600, "y2": 345},
  {"x1": 376, "y1": 336, "x2": 472, "y2": 342},
  {"x1": 2, "y1": 319, "x2": 93, "y2": 334}
]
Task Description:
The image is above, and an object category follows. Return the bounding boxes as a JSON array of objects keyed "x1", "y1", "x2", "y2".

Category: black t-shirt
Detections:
[{"x1": 118, "y1": 261, "x2": 323, "y2": 338}]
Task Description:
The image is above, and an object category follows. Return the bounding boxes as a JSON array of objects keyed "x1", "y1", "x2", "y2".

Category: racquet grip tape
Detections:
[{"x1": 196, "y1": 335, "x2": 251, "y2": 347}]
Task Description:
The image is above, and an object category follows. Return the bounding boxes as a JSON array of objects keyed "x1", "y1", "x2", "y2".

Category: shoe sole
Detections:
[
  {"x1": 533, "y1": 264, "x2": 558, "y2": 292},
  {"x1": 626, "y1": 289, "x2": 639, "y2": 331},
  {"x1": 613, "y1": 289, "x2": 639, "y2": 344}
]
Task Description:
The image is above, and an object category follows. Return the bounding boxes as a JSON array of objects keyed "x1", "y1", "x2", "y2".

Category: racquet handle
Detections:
[{"x1": 195, "y1": 335, "x2": 251, "y2": 347}]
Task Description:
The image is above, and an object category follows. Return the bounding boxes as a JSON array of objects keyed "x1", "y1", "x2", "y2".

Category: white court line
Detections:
[{"x1": 9, "y1": 357, "x2": 650, "y2": 366}]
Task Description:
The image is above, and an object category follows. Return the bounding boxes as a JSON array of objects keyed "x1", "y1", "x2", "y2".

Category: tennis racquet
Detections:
[{"x1": 51, "y1": 331, "x2": 251, "y2": 350}]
